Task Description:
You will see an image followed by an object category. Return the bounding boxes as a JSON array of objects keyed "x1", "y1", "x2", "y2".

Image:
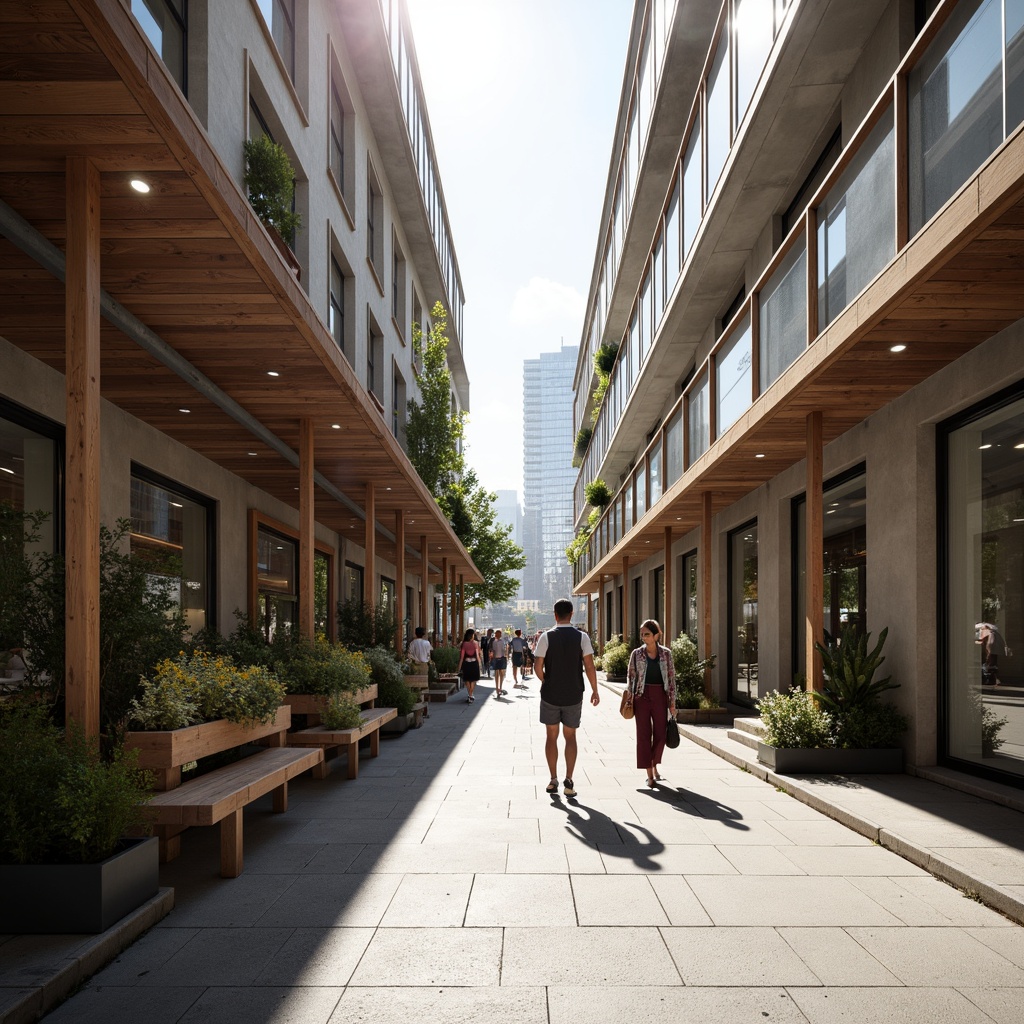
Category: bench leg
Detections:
[
  {"x1": 272, "y1": 780, "x2": 289, "y2": 812},
  {"x1": 312, "y1": 756, "x2": 330, "y2": 780},
  {"x1": 346, "y1": 743, "x2": 359, "y2": 780},
  {"x1": 369, "y1": 729, "x2": 380, "y2": 758},
  {"x1": 156, "y1": 825, "x2": 182, "y2": 863},
  {"x1": 220, "y1": 810, "x2": 243, "y2": 878}
]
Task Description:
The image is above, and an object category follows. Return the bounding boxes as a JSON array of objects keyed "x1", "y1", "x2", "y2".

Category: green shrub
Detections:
[
  {"x1": 129, "y1": 651, "x2": 284, "y2": 730},
  {"x1": 833, "y1": 702, "x2": 908, "y2": 749},
  {"x1": 584, "y1": 478, "x2": 612, "y2": 509},
  {"x1": 602, "y1": 634, "x2": 629, "y2": 676},
  {"x1": 243, "y1": 135, "x2": 302, "y2": 243},
  {"x1": 271, "y1": 635, "x2": 371, "y2": 696},
  {"x1": 336, "y1": 598, "x2": 397, "y2": 649},
  {"x1": 813, "y1": 625, "x2": 897, "y2": 715},
  {"x1": 0, "y1": 703, "x2": 152, "y2": 865},
  {"x1": 593, "y1": 343, "x2": 619, "y2": 375},
  {"x1": 670, "y1": 632, "x2": 717, "y2": 692},
  {"x1": 363, "y1": 645, "x2": 415, "y2": 715},
  {"x1": 757, "y1": 688, "x2": 833, "y2": 749},
  {"x1": 431, "y1": 645, "x2": 461, "y2": 674},
  {"x1": 320, "y1": 693, "x2": 364, "y2": 730}
]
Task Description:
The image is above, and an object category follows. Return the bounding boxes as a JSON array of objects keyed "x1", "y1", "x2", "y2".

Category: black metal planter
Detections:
[
  {"x1": 757, "y1": 743, "x2": 904, "y2": 774},
  {"x1": 0, "y1": 836, "x2": 159, "y2": 934}
]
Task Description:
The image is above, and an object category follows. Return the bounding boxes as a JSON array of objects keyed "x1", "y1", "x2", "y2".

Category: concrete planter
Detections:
[
  {"x1": 676, "y1": 707, "x2": 733, "y2": 725},
  {"x1": 0, "y1": 836, "x2": 159, "y2": 934},
  {"x1": 757, "y1": 743, "x2": 903, "y2": 774}
]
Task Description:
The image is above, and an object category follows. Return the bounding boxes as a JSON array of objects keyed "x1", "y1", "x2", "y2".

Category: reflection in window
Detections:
[
  {"x1": 909, "y1": 0, "x2": 1001, "y2": 234},
  {"x1": 650, "y1": 436, "x2": 662, "y2": 506},
  {"x1": 734, "y1": 0, "x2": 774, "y2": 126},
  {"x1": 683, "y1": 124, "x2": 702, "y2": 254},
  {"x1": 706, "y1": 36, "x2": 731, "y2": 197},
  {"x1": 0, "y1": 408, "x2": 58, "y2": 555},
  {"x1": 329, "y1": 255, "x2": 346, "y2": 354},
  {"x1": 818, "y1": 109, "x2": 894, "y2": 330},
  {"x1": 682, "y1": 550, "x2": 699, "y2": 641},
  {"x1": 256, "y1": 0, "x2": 295, "y2": 81},
  {"x1": 944, "y1": 392, "x2": 1024, "y2": 779},
  {"x1": 716, "y1": 315, "x2": 752, "y2": 436},
  {"x1": 344, "y1": 561, "x2": 363, "y2": 605},
  {"x1": 759, "y1": 239, "x2": 807, "y2": 391},
  {"x1": 665, "y1": 407, "x2": 683, "y2": 487},
  {"x1": 131, "y1": 474, "x2": 211, "y2": 633},
  {"x1": 688, "y1": 370, "x2": 710, "y2": 465},
  {"x1": 131, "y1": 0, "x2": 186, "y2": 94},
  {"x1": 257, "y1": 527, "x2": 296, "y2": 640},
  {"x1": 730, "y1": 522, "x2": 759, "y2": 702},
  {"x1": 793, "y1": 469, "x2": 867, "y2": 680}
]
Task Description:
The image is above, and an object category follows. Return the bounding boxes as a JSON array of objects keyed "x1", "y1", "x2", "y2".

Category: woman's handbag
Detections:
[
  {"x1": 619, "y1": 689, "x2": 634, "y2": 720},
  {"x1": 665, "y1": 715, "x2": 680, "y2": 749}
]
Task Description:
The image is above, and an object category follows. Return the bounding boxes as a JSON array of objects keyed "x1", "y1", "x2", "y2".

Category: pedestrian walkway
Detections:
[{"x1": 8, "y1": 680, "x2": 1024, "y2": 1023}]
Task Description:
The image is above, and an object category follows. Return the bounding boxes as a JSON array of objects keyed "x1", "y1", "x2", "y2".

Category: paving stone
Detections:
[
  {"x1": 258, "y1": 927, "x2": 373, "y2": 986},
  {"x1": 177, "y1": 985, "x2": 343, "y2": 1023},
  {"x1": 716, "y1": 845, "x2": 808, "y2": 875},
  {"x1": 788, "y1": 986, "x2": 997, "y2": 1023},
  {"x1": 647, "y1": 876, "x2": 714, "y2": 925},
  {"x1": 778, "y1": 926, "x2": 899, "y2": 985},
  {"x1": 464, "y1": 874, "x2": 576, "y2": 926},
  {"x1": 328, "y1": 987, "x2": 548, "y2": 1024},
  {"x1": 958, "y1": 987, "x2": 1024, "y2": 1023},
  {"x1": 378, "y1": 874, "x2": 474, "y2": 927},
  {"x1": 256, "y1": 874, "x2": 401, "y2": 927},
  {"x1": 661, "y1": 927, "x2": 820, "y2": 986},
  {"x1": 41, "y1": 986, "x2": 206, "y2": 1023},
  {"x1": 135, "y1": 928, "x2": 293, "y2": 987},
  {"x1": 777, "y1": 844, "x2": 929, "y2": 876},
  {"x1": 571, "y1": 875, "x2": 670, "y2": 925},
  {"x1": 348, "y1": 928, "x2": 502, "y2": 986}
]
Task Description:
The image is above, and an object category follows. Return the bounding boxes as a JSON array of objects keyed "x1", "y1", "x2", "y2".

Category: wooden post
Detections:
[
  {"x1": 806, "y1": 411, "x2": 824, "y2": 692},
  {"x1": 394, "y1": 510, "x2": 405, "y2": 657},
  {"x1": 702, "y1": 491, "x2": 713, "y2": 697},
  {"x1": 64, "y1": 156, "x2": 101, "y2": 742},
  {"x1": 621, "y1": 555, "x2": 630, "y2": 644},
  {"x1": 458, "y1": 573, "x2": 465, "y2": 639},
  {"x1": 450, "y1": 563, "x2": 458, "y2": 642},
  {"x1": 420, "y1": 534, "x2": 429, "y2": 635},
  {"x1": 363, "y1": 482, "x2": 375, "y2": 612},
  {"x1": 586, "y1": 594, "x2": 593, "y2": 638},
  {"x1": 298, "y1": 418, "x2": 314, "y2": 639},
  {"x1": 663, "y1": 525, "x2": 673, "y2": 640},
  {"x1": 440, "y1": 556, "x2": 448, "y2": 643},
  {"x1": 597, "y1": 586, "x2": 604, "y2": 652}
]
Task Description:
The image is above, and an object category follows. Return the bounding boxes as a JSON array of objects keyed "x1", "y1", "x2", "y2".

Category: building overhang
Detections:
[{"x1": 0, "y1": 0, "x2": 481, "y2": 584}]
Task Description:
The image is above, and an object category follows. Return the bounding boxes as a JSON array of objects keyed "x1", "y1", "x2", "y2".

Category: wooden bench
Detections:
[
  {"x1": 411, "y1": 700, "x2": 428, "y2": 727},
  {"x1": 286, "y1": 706, "x2": 397, "y2": 779},
  {"x1": 146, "y1": 745, "x2": 323, "y2": 877}
]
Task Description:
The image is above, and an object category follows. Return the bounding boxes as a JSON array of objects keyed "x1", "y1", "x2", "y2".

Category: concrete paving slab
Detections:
[
  {"x1": 177, "y1": 985, "x2": 343, "y2": 1023},
  {"x1": 661, "y1": 926, "x2": 821, "y2": 986},
  {"x1": 464, "y1": 874, "x2": 576, "y2": 926},
  {"x1": 647, "y1": 876, "x2": 714, "y2": 925},
  {"x1": 327, "y1": 987, "x2": 549, "y2": 1024},
  {"x1": 717, "y1": 845, "x2": 809, "y2": 875},
  {"x1": 788, "y1": 986, "x2": 997, "y2": 1023},
  {"x1": 599, "y1": 843, "x2": 738, "y2": 875},
  {"x1": 345, "y1": 842, "x2": 507, "y2": 874},
  {"x1": 378, "y1": 874, "x2": 474, "y2": 927},
  {"x1": 571, "y1": 875, "x2": 670, "y2": 925},
  {"x1": 965, "y1": 925, "x2": 1024, "y2": 966},
  {"x1": 258, "y1": 928, "x2": 373, "y2": 986},
  {"x1": 134, "y1": 928, "x2": 293, "y2": 987},
  {"x1": 348, "y1": 927, "x2": 502, "y2": 986},
  {"x1": 300, "y1": 844, "x2": 369, "y2": 874},
  {"x1": 778, "y1": 844, "x2": 930, "y2": 876},
  {"x1": 958, "y1": 987, "x2": 1024, "y2": 1023},
  {"x1": 504, "y1": 842, "x2": 571, "y2": 873},
  {"x1": 89, "y1": 927, "x2": 199, "y2": 987},
  {"x1": 155, "y1": 873, "x2": 298, "y2": 929},
  {"x1": 777, "y1": 926, "x2": 899, "y2": 985},
  {"x1": 932, "y1": 845, "x2": 1024, "y2": 885},
  {"x1": 40, "y1": 986, "x2": 205, "y2": 1024},
  {"x1": 255, "y1": 874, "x2": 401, "y2": 927}
]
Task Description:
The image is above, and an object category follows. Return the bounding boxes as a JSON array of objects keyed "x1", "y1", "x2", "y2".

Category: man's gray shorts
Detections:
[{"x1": 539, "y1": 699, "x2": 582, "y2": 729}]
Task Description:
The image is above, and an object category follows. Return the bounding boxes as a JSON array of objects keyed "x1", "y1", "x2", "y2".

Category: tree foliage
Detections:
[{"x1": 405, "y1": 302, "x2": 466, "y2": 497}]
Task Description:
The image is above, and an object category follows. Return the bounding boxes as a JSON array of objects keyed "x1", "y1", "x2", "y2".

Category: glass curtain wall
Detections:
[
  {"x1": 729, "y1": 522, "x2": 759, "y2": 702},
  {"x1": 716, "y1": 314, "x2": 752, "y2": 435},
  {"x1": 688, "y1": 370, "x2": 710, "y2": 465},
  {"x1": 944, "y1": 390, "x2": 1024, "y2": 779},
  {"x1": 759, "y1": 239, "x2": 807, "y2": 392}
]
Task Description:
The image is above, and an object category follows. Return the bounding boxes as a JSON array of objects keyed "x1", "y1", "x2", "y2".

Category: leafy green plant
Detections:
[
  {"x1": 431, "y1": 644, "x2": 461, "y2": 674},
  {"x1": 671, "y1": 633, "x2": 717, "y2": 693},
  {"x1": 593, "y1": 343, "x2": 618, "y2": 375},
  {"x1": 832, "y1": 702, "x2": 908, "y2": 749},
  {"x1": 243, "y1": 135, "x2": 301, "y2": 243},
  {"x1": 572, "y1": 426, "x2": 593, "y2": 468},
  {"x1": 813, "y1": 625, "x2": 897, "y2": 716},
  {"x1": 335, "y1": 598, "x2": 397, "y2": 650},
  {"x1": 0, "y1": 702, "x2": 152, "y2": 865},
  {"x1": 601, "y1": 634, "x2": 629, "y2": 676},
  {"x1": 271, "y1": 635, "x2": 370, "y2": 696},
  {"x1": 584, "y1": 478, "x2": 612, "y2": 509},
  {"x1": 319, "y1": 693, "x2": 364, "y2": 730},
  {"x1": 364, "y1": 645, "x2": 416, "y2": 715},
  {"x1": 757, "y1": 688, "x2": 833, "y2": 749}
]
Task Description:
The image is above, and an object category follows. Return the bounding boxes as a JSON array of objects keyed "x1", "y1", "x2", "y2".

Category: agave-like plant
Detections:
[{"x1": 812, "y1": 625, "x2": 897, "y2": 715}]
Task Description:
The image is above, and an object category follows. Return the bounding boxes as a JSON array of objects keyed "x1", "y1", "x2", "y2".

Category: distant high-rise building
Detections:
[
  {"x1": 492, "y1": 489, "x2": 523, "y2": 600},
  {"x1": 522, "y1": 345, "x2": 578, "y2": 608}
]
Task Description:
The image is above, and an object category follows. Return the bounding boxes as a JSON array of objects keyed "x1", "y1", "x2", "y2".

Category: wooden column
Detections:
[
  {"x1": 597, "y1": 587, "x2": 604, "y2": 652},
  {"x1": 702, "y1": 491, "x2": 713, "y2": 697},
  {"x1": 663, "y1": 525, "x2": 673, "y2": 640},
  {"x1": 298, "y1": 418, "x2": 314, "y2": 639},
  {"x1": 621, "y1": 555, "x2": 630, "y2": 644},
  {"x1": 394, "y1": 510, "x2": 405, "y2": 657},
  {"x1": 806, "y1": 411, "x2": 824, "y2": 692},
  {"x1": 363, "y1": 482, "x2": 375, "y2": 611},
  {"x1": 586, "y1": 594, "x2": 593, "y2": 638},
  {"x1": 420, "y1": 534, "x2": 429, "y2": 633},
  {"x1": 458, "y1": 573, "x2": 465, "y2": 638},
  {"x1": 450, "y1": 563, "x2": 458, "y2": 641},
  {"x1": 64, "y1": 156, "x2": 101, "y2": 741},
  {"x1": 440, "y1": 556, "x2": 448, "y2": 643}
]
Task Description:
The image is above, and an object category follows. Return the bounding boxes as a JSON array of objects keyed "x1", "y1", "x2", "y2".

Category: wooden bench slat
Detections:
[{"x1": 286, "y1": 707, "x2": 397, "y2": 780}]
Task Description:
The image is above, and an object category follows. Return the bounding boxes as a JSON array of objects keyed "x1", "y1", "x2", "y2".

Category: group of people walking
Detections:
[{"x1": 409, "y1": 605, "x2": 680, "y2": 795}]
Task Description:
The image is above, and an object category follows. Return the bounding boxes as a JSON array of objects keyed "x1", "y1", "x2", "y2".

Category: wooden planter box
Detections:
[
  {"x1": 757, "y1": 742, "x2": 904, "y2": 774},
  {"x1": 676, "y1": 707, "x2": 733, "y2": 725},
  {"x1": 0, "y1": 836, "x2": 159, "y2": 934},
  {"x1": 284, "y1": 685, "x2": 378, "y2": 718},
  {"x1": 405, "y1": 673, "x2": 430, "y2": 691},
  {"x1": 125, "y1": 705, "x2": 291, "y2": 790}
]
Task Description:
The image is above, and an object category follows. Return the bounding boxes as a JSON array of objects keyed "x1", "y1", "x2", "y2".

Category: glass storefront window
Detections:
[
  {"x1": 688, "y1": 370, "x2": 710, "y2": 465},
  {"x1": 944, "y1": 391, "x2": 1024, "y2": 779},
  {"x1": 0, "y1": 407, "x2": 58, "y2": 555},
  {"x1": 793, "y1": 469, "x2": 867, "y2": 679},
  {"x1": 759, "y1": 238, "x2": 807, "y2": 392},
  {"x1": 257, "y1": 527, "x2": 296, "y2": 639},
  {"x1": 682, "y1": 550, "x2": 699, "y2": 640},
  {"x1": 131, "y1": 473, "x2": 212, "y2": 633},
  {"x1": 716, "y1": 314, "x2": 752, "y2": 436},
  {"x1": 817, "y1": 108, "x2": 895, "y2": 331},
  {"x1": 729, "y1": 521, "x2": 759, "y2": 702},
  {"x1": 909, "y1": 0, "x2": 1001, "y2": 235}
]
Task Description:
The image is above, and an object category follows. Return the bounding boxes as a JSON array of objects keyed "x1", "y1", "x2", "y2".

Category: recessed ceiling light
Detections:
[
  {"x1": 267, "y1": 370, "x2": 280, "y2": 377},
  {"x1": 755, "y1": 453, "x2": 765, "y2": 459},
  {"x1": 979, "y1": 444, "x2": 992, "y2": 450},
  {"x1": 247, "y1": 451, "x2": 258, "y2": 456},
  {"x1": 331, "y1": 423, "x2": 341, "y2": 429},
  {"x1": 826, "y1": 509, "x2": 836, "y2": 515},
  {"x1": 169, "y1": 501, "x2": 183, "y2": 508},
  {"x1": 130, "y1": 178, "x2": 150, "y2": 194},
  {"x1": 179, "y1": 407, "x2": 190, "y2": 413},
  {"x1": 386, "y1": 486, "x2": 392, "y2": 491},
  {"x1": 890, "y1": 344, "x2": 907, "y2": 353},
  {"x1": 1016, "y1": 443, "x2": 1024, "y2": 450},
  {"x1": 0, "y1": 467, "x2": 14, "y2": 475}
]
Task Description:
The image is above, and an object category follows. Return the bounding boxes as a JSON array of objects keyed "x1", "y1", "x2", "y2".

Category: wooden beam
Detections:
[
  {"x1": 458, "y1": 573, "x2": 465, "y2": 640},
  {"x1": 298, "y1": 418, "x2": 314, "y2": 639},
  {"x1": 806, "y1": 411, "x2": 824, "y2": 692},
  {"x1": 64, "y1": 155, "x2": 101, "y2": 742},
  {"x1": 420, "y1": 534, "x2": 428, "y2": 636},
  {"x1": 663, "y1": 525, "x2": 673, "y2": 640},
  {"x1": 622, "y1": 555, "x2": 630, "y2": 645},
  {"x1": 394, "y1": 510, "x2": 405, "y2": 658},
  {"x1": 440, "y1": 556, "x2": 448, "y2": 644},
  {"x1": 450, "y1": 563, "x2": 458, "y2": 643},
  {"x1": 363, "y1": 482, "x2": 375, "y2": 612},
  {"x1": 701, "y1": 491, "x2": 713, "y2": 698}
]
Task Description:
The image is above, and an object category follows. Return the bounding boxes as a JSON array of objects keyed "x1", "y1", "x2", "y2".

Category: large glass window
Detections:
[
  {"x1": 636, "y1": 464, "x2": 648, "y2": 523},
  {"x1": 909, "y1": 0, "x2": 1001, "y2": 235},
  {"x1": 729, "y1": 521, "x2": 759, "y2": 702},
  {"x1": 793, "y1": 468, "x2": 867, "y2": 680},
  {"x1": 1007, "y1": 0, "x2": 1024, "y2": 131},
  {"x1": 706, "y1": 35, "x2": 731, "y2": 197},
  {"x1": 132, "y1": 0, "x2": 186, "y2": 94},
  {"x1": 665, "y1": 407, "x2": 683, "y2": 486},
  {"x1": 683, "y1": 125, "x2": 702, "y2": 255},
  {"x1": 0, "y1": 404, "x2": 60, "y2": 556},
  {"x1": 759, "y1": 239, "x2": 807, "y2": 392},
  {"x1": 329, "y1": 255, "x2": 346, "y2": 354},
  {"x1": 256, "y1": 0, "x2": 295, "y2": 81},
  {"x1": 734, "y1": 0, "x2": 774, "y2": 127},
  {"x1": 817, "y1": 108, "x2": 894, "y2": 331},
  {"x1": 682, "y1": 550, "x2": 699, "y2": 640},
  {"x1": 716, "y1": 314, "x2": 752, "y2": 436},
  {"x1": 650, "y1": 436, "x2": 663, "y2": 506},
  {"x1": 943, "y1": 389, "x2": 1024, "y2": 780},
  {"x1": 688, "y1": 370, "x2": 710, "y2": 465},
  {"x1": 131, "y1": 471, "x2": 212, "y2": 634},
  {"x1": 665, "y1": 174, "x2": 681, "y2": 290},
  {"x1": 256, "y1": 526, "x2": 296, "y2": 640}
]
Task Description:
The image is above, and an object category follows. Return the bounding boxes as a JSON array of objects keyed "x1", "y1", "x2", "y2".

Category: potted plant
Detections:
[
  {"x1": 584, "y1": 478, "x2": 612, "y2": 510},
  {"x1": 671, "y1": 633, "x2": 726, "y2": 723},
  {"x1": 364, "y1": 646, "x2": 417, "y2": 734},
  {"x1": 431, "y1": 644, "x2": 461, "y2": 689},
  {"x1": 0, "y1": 703, "x2": 158, "y2": 934},
  {"x1": 756, "y1": 626, "x2": 907, "y2": 773},
  {"x1": 572, "y1": 426, "x2": 593, "y2": 468},
  {"x1": 243, "y1": 134, "x2": 302, "y2": 277}
]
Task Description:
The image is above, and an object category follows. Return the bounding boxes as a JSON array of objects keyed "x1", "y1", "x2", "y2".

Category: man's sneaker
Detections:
[
  {"x1": 563, "y1": 778, "x2": 576, "y2": 798},
  {"x1": 545, "y1": 778, "x2": 558, "y2": 794}
]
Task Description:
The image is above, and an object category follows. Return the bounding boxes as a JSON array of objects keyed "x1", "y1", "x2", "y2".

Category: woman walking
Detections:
[
  {"x1": 626, "y1": 619, "x2": 676, "y2": 788},
  {"x1": 456, "y1": 627, "x2": 482, "y2": 703}
]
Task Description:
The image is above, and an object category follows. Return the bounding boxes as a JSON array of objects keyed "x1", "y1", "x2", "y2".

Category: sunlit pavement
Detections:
[{"x1": 19, "y1": 680, "x2": 1024, "y2": 1023}]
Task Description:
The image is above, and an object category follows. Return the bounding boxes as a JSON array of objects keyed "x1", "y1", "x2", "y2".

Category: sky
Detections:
[{"x1": 404, "y1": 0, "x2": 634, "y2": 502}]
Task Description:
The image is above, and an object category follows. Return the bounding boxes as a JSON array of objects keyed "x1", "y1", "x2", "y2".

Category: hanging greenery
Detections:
[
  {"x1": 584, "y1": 478, "x2": 612, "y2": 508},
  {"x1": 243, "y1": 135, "x2": 302, "y2": 243}
]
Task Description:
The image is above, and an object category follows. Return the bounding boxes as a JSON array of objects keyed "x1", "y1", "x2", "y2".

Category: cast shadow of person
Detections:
[
  {"x1": 549, "y1": 798, "x2": 666, "y2": 871},
  {"x1": 641, "y1": 782, "x2": 751, "y2": 831}
]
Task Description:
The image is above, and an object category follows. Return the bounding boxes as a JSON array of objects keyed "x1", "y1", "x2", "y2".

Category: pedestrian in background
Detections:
[
  {"x1": 456, "y1": 627, "x2": 481, "y2": 703},
  {"x1": 626, "y1": 619, "x2": 676, "y2": 789}
]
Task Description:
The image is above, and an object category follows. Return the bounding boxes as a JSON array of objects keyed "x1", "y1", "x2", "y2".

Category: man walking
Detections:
[
  {"x1": 533, "y1": 599, "x2": 599, "y2": 797},
  {"x1": 509, "y1": 628, "x2": 528, "y2": 688},
  {"x1": 482, "y1": 627, "x2": 494, "y2": 679},
  {"x1": 491, "y1": 628, "x2": 508, "y2": 697}
]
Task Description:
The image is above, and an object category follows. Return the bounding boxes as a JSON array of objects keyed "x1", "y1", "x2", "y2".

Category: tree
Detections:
[
  {"x1": 405, "y1": 302, "x2": 466, "y2": 496},
  {"x1": 439, "y1": 470, "x2": 526, "y2": 608}
]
